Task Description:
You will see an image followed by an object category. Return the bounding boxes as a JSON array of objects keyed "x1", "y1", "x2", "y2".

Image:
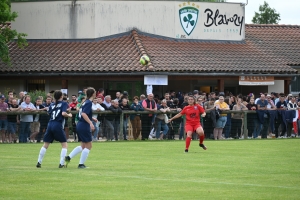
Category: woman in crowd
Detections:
[
  {"x1": 214, "y1": 96, "x2": 229, "y2": 140},
  {"x1": 231, "y1": 97, "x2": 248, "y2": 139},
  {"x1": 130, "y1": 96, "x2": 144, "y2": 140}
]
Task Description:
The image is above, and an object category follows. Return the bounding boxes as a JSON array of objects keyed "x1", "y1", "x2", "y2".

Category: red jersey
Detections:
[{"x1": 180, "y1": 104, "x2": 205, "y2": 124}]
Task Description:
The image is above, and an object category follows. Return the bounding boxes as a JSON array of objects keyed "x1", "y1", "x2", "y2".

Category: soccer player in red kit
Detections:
[{"x1": 168, "y1": 95, "x2": 207, "y2": 153}]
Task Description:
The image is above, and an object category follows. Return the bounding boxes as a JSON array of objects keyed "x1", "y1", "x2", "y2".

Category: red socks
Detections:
[
  {"x1": 185, "y1": 137, "x2": 191, "y2": 150},
  {"x1": 200, "y1": 134, "x2": 204, "y2": 144}
]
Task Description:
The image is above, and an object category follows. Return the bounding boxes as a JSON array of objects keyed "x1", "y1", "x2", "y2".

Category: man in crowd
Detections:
[
  {"x1": 141, "y1": 93, "x2": 157, "y2": 140},
  {"x1": 29, "y1": 97, "x2": 46, "y2": 142},
  {"x1": 119, "y1": 98, "x2": 131, "y2": 140},
  {"x1": 103, "y1": 95, "x2": 112, "y2": 108},
  {"x1": 7, "y1": 98, "x2": 20, "y2": 143},
  {"x1": 0, "y1": 95, "x2": 8, "y2": 143},
  {"x1": 19, "y1": 95, "x2": 36, "y2": 143}
]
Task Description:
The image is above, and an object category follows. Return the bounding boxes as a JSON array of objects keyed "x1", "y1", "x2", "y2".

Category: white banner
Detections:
[{"x1": 144, "y1": 75, "x2": 168, "y2": 85}]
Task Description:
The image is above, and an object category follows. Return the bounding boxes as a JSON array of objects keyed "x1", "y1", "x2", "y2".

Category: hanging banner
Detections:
[
  {"x1": 144, "y1": 75, "x2": 168, "y2": 85},
  {"x1": 239, "y1": 76, "x2": 274, "y2": 85}
]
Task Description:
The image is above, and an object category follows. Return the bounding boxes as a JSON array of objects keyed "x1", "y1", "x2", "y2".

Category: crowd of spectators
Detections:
[{"x1": 0, "y1": 89, "x2": 299, "y2": 143}]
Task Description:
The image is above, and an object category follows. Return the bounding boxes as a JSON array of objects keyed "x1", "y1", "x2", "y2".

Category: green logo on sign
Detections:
[{"x1": 179, "y1": 6, "x2": 199, "y2": 36}]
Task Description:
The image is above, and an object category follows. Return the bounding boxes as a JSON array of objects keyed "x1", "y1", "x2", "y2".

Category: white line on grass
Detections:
[{"x1": 7, "y1": 168, "x2": 298, "y2": 190}]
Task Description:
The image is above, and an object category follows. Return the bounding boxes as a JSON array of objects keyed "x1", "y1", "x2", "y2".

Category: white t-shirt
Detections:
[{"x1": 92, "y1": 103, "x2": 105, "y2": 118}]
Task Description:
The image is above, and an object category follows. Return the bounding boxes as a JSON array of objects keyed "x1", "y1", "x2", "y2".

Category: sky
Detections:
[{"x1": 227, "y1": 0, "x2": 300, "y2": 25}]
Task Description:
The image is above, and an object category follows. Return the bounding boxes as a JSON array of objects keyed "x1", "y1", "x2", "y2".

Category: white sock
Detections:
[
  {"x1": 60, "y1": 148, "x2": 67, "y2": 165},
  {"x1": 69, "y1": 146, "x2": 83, "y2": 159},
  {"x1": 79, "y1": 148, "x2": 90, "y2": 165},
  {"x1": 38, "y1": 147, "x2": 47, "y2": 164}
]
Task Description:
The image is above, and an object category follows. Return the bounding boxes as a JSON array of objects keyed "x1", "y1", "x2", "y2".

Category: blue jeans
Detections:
[
  {"x1": 92, "y1": 121, "x2": 100, "y2": 140},
  {"x1": 252, "y1": 119, "x2": 261, "y2": 138},
  {"x1": 223, "y1": 114, "x2": 231, "y2": 138},
  {"x1": 20, "y1": 122, "x2": 31, "y2": 143},
  {"x1": 179, "y1": 119, "x2": 184, "y2": 140},
  {"x1": 113, "y1": 120, "x2": 120, "y2": 140},
  {"x1": 123, "y1": 117, "x2": 128, "y2": 140},
  {"x1": 155, "y1": 119, "x2": 169, "y2": 138}
]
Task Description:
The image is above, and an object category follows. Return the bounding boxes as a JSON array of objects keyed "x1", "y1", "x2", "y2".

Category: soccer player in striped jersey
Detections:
[{"x1": 36, "y1": 90, "x2": 72, "y2": 168}]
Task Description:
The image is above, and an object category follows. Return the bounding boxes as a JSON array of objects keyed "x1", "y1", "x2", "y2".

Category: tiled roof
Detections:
[{"x1": 0, "y1": 24, "x2": 299, "y2": 74}]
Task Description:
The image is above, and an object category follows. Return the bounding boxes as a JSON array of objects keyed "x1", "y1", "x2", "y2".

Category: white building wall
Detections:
[
  {"x1": 12, "y1": 0, "x2": 245, "y2": 41},
  {"x1": 268, "y1": 80, "x2": 284, "y2": 94}
]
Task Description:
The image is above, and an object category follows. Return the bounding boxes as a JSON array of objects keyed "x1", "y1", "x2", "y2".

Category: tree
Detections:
[
  {"x1": 0, "y1": 0, "x2": 27, "y2": 64},
  {"x1": 252, "y1": 1, "x2": 280, "y2": 24}
]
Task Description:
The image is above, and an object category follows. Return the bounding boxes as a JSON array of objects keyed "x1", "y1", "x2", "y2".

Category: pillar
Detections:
[{"x1": 218, "y1": 79, "x2": 224, "y2": 93}]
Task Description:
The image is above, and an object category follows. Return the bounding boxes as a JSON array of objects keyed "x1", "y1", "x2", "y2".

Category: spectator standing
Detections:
[
  {"x1": 256, "y1": 94, "x2": 269, "y2": 138},
  {"x1": 154, "y1": 100, "x2": 170, "y2": 140},
  {"x1": 18, "y1": 91, "x2": 25, "y2": 105},
  {"x1": 141, "y1": 93, "x2": 157, "y2": 140},
  {"x1": 19, "y1": 95, "x2": 36, "y2": 143},
  {"x1": 275, "y1": 95, "x2": 287, "y2": 138},
  {"x1": 115, "y1": 91, "x2": 121, "y2": 102},
  {"x1": 69, "y1": 95, "x2": 78, "y2": 141},
  {"x1": 0, "y1": 95, "x2": 8, "y2": 143},
  {"x1": 103, "y1": 95, "x2": 112, "y2": 108},
  {"x1": 287, "y1": 97, "x2": 299, "y2": 137},
  {"x1": 265, "y1": 95, "x2": 277, "y2": 138},
  {"x1": 119, "y1": 98, "x2": 131, "y2": 140},
  {"x1": 7, "y1": 98, "x2": 20, "y2": 143},
  {"x1": 130, "y1": 96, "x2": 144, "y2": 140},
  {"x1": 91, "y1": 98, "x2": 104, "y2": 141},
  {"x1": 247, "y1": 98, "x2": 259, "y2": 138},
  {"x1": 96, "y1": 96, "x2": 107, "y2": 140},
  {"x1": 96, "y1": 88, "x2": 105, "y2": 101},
  {"x1": 108, "y1": 100, "x2": 122, "y2": 141},
  {"x1": 213, "y1": 96, "x2": 229, "y2": 140},
  {"x1": 231, "y1": 97, "x2": 248, "y2": 139},
  {"x1": 29, "y1": 97, "x2": 46, "y2": 142}
]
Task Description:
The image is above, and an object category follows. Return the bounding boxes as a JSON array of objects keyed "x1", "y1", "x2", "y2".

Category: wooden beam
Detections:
[
  {"x1": 284, "y1": 80, "x2": 291, "y2": 94},
  {"x1": 218, "y1": 79, "x2": 224, "y2": 92}
]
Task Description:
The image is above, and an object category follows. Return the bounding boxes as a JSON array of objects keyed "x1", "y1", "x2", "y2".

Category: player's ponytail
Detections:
[
  {"x1": 86, "y1": 87, "x2": 95, "y2": 99},
  {"x1": 53, "y1": 90, "x2": 63, "y2": 105}
]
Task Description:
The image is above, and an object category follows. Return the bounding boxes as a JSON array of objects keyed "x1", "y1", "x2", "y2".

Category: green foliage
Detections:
[
  {"x1": 0, "y1": 140, "x2": 300, "y2": 199},
  {"x1": 27, "y1": 90, "x2": 47, "y2": 103},
  {"x1": 0, "y1": 0, "x2": 27, "y2": 64},
  {"x1": 252, "y1": 1, "x2": 281, "y2": 24}
]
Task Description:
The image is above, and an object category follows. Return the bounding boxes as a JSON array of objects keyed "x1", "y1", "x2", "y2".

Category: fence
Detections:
[{"x1": 2, "y1": 109, "x2": 281, "y2": 141}]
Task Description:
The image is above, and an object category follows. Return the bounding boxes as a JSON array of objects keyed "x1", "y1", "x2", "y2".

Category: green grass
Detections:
[{"x1": 1, "y1": 139, "x2": 300, "y2": 200}]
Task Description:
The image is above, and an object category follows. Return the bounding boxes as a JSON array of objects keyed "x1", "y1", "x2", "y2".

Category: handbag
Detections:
[
  {"x1": 215, "y1": 108, "x2": 221, "y2": 120},
  {"x1": 164, "y1": 114, "x2": 169, "y2": 124}
]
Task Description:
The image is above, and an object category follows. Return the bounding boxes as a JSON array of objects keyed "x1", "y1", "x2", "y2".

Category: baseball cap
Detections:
[
  {"x1": 193, "y1": 90, "x2": 198, "y2": 94},
  {"x1": 0, "y1": 94, "x2": 5, "y2": 99},
  {"x1": 78, "y1": 90, "x2": 83, "y2": 94},
  {"x1": 288, "y1": 94, "x2": 293, "y2": 97}
]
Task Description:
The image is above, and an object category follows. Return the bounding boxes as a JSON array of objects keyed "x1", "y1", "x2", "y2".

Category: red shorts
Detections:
[{"x1": 185, "y1": 123, "x2": 202, "y2": 133}]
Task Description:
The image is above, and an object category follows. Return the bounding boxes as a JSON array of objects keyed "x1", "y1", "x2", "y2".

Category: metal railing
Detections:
[{"x1": 1, "y1": 110, "x2": 257, "y2": 140}]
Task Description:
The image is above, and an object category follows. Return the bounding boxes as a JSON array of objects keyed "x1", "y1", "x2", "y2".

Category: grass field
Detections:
[{"x1": 1, "y1": 139, "x2": 300, "y2": 200}]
